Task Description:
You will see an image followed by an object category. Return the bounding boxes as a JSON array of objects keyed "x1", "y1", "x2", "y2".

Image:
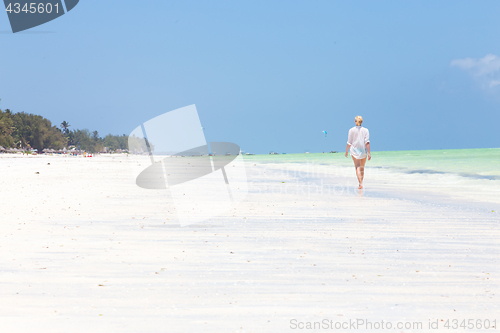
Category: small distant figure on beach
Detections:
[{"x1": 345, "y1": 116, "x2": 371, "y2": 189}]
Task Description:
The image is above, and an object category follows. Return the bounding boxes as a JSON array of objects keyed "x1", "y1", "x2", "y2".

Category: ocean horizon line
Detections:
[{"x1": 241, "y1": 146, "x2": 499, "y2": 156}]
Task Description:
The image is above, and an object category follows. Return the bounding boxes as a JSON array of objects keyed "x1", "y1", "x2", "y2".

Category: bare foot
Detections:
[{"x1": 358, "y1": 184, "x2": 363, "y2": 189}]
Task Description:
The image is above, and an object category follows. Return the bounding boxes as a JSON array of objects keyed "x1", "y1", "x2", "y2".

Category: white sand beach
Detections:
[{"x1": 1, "y1": 153, "x2": 499, "y2": 332}]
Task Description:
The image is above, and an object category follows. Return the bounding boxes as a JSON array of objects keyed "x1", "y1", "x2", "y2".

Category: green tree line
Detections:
[{"x1": 0, "y1": 104, "x2": 128, "y2": 153}]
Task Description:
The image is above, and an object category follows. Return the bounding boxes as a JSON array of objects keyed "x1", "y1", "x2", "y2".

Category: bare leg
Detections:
[
  {"x1": 352, "y1": 156, "x2": 367, "y2": 189},
  {"x1": 359, "y1": 157, "x2": 367, "y2": 187}
]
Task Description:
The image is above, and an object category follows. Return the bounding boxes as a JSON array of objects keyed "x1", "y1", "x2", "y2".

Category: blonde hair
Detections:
[{"x1": 355, "y1": 116, "x2": 363, "y2": 126}]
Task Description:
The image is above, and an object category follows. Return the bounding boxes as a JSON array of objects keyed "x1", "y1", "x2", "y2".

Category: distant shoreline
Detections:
[{"x1": 1, "y1": 146, "x2": 498, "y2": 158}]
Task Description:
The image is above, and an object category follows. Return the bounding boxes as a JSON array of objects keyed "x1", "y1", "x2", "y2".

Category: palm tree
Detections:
[
  {"x1": 60, "y1": 121, "x2": 70, "y2": 134},
  {"x1": 92, "y1": 130, "x2": 102, "y2": 153}
]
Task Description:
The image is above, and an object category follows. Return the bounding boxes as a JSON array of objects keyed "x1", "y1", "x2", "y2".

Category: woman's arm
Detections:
[
  {"x1": 366, "y1": 142, "x2": 371, "y2": 160},
  {"x1": 345, "y1": 144, "x2": 351, "y2": 158}
]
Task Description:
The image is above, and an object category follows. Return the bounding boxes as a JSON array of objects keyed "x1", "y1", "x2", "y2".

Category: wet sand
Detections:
[{"x1": 0, "y1": 154, "x2": 498, "y2": 332}]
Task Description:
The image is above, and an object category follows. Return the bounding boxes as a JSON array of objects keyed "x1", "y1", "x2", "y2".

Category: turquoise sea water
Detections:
[{"x1": 243, "y1": 148, "x2": 500, "y2": 180}]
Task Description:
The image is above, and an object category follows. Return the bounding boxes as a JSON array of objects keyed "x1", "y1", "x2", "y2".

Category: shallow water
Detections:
[
  {"x1": 243, "y1": 148, "x2": 500, "y2": 177},
  {"x1": 243, "y1": 148, "x2": 500, "y2": 207}
]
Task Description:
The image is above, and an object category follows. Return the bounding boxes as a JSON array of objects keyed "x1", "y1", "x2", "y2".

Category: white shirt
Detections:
[{"x1": 347, "y1": 126, "x2": 370, "y2": 159}]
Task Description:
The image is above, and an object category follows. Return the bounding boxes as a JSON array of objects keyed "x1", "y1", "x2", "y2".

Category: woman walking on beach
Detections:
[{"x1": 345, "y1": 116, "x2": 371, "y2": 189}]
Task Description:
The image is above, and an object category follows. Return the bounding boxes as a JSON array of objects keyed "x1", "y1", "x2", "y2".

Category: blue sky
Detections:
[{"x1": 1, "y1": 1, "x2": 499, "y2": 153}]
